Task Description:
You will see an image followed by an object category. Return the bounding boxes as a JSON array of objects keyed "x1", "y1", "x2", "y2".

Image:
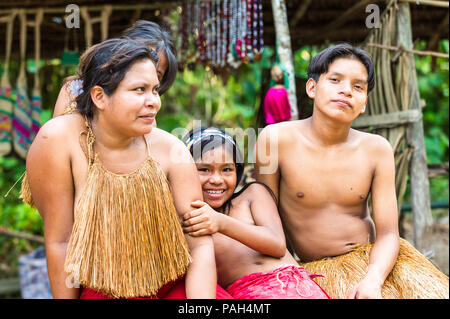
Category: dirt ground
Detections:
[{"x1": 402, "y1": 213, "x2": 449, "y2": 276}]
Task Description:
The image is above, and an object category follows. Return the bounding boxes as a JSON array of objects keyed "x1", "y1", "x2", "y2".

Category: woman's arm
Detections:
[
  {"x1": 26, "y1": 118, "x2": 78, "y2": 298},
  {"x1": 167, "y1": 138, "x2": 216, "y2": 299},
  {"x1": 183, "y1": 183, "x2": 286, "y2": 258}
]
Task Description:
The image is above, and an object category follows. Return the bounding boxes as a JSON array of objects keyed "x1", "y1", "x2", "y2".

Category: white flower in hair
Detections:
[{"x1": 71, "y1": 79, "x2": 84, "y2": 97}]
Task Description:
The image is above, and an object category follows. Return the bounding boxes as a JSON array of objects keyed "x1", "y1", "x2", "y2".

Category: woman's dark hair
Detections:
[
  {"x1": 183, "y1": 127, "x2": 245, "y2": 214},
  {"x1": 76, "y1": 38, "x2": 158, "y2": 119},
  {"x1": 121, "y1": 20, "x2": 177, "y2": 96},
  {"x1": 307, "y1": 43, "x2": 375, "y2": 93}
]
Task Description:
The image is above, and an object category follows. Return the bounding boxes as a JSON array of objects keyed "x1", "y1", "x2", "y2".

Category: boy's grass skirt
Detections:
[{"x1": 299, "y1": 238, "x2": 449, "y2": 299}]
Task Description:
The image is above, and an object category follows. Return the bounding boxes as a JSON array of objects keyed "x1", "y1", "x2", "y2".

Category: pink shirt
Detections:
[{"x1": 263, "y1": 87, "x2": 292, "y2": 125}]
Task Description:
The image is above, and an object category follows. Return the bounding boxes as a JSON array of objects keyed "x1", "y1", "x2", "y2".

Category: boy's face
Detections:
[{"x1": 306, "y1": 57, "x2": 369, "y2": 123}]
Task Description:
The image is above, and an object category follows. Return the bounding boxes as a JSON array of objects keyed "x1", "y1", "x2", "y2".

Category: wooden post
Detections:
[
  {"x1": 271, "y1": 0, "x2": 299, "y2": 119},
  {"x1": 396, "y1": 2, "x2": 433, "y2": 252}
]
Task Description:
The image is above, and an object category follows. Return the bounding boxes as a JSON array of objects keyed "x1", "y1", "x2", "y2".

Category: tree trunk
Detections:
[
  {"x1": 395, "y1": 2, "x2": 432, "y2": 253},
  {"x1": 271, "y1": 0, "x2": 298, "y2": 119}
]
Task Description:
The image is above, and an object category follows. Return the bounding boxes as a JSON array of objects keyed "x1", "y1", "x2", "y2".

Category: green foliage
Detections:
[
  {"x1": 0, "y1": 156, "x2": 43, "y2": 278},
  {"x1": 159, "y1": 46, "x2": 275, "y2": 163},
  {"x1": 415, "y1": 40, "x2": 449, "y2": 164},
  {"x1": 413, "y1": 40, "x2": 449, "y2": 206},
  {"x1": 0, "y1": 157, "x2": 43, "y2": 236}
]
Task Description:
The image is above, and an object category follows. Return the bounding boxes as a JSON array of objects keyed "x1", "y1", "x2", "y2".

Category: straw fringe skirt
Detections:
[{"x1": 299, "y1": 238, "x2": 449, "y2": 299}]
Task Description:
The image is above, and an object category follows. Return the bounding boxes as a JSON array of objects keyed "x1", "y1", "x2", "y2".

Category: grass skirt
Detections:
[{"x1": 299, "y1": 238, "x2": 449, "y2": 299}]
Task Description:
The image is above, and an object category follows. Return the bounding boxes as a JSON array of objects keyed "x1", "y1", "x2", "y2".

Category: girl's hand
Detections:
[{"x1": 182, "y1": 200, "x2": 222, "y2": 236}]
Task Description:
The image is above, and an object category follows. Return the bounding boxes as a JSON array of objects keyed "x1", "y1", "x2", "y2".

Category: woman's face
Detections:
[
  {"x1": 195, "y1": 145, "x2": 237, "y2": 210},
  {"x1": 101, "y1": 58, "x2": 161, "y2": 136}
]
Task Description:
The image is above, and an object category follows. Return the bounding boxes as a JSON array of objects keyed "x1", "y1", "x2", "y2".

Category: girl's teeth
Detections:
[{"x1": 207, "y1": 190, "x2": 224, "y2": 194}]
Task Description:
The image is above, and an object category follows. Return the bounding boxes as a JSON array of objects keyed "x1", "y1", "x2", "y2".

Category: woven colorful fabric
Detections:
[
  {"x1": 0, "y1": 12, "x2": 15, "y2": 156},
  {"x1": 0, "y1": 71, "x2": 13, "y2": 156},
  {"x1": 226, "y1": 265, "x2": 330, "y2": 299},
  {"x1": 30, "y1": 85, "x2": 41, "y2": 141},
  {"x1": 12, "y1": 72, "x2": 32, "y2": 159}
]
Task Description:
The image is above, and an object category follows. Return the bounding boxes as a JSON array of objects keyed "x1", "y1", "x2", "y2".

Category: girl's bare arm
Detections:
[{"x1": 184, "y1": 183, "x2": 286, "y2": 258}]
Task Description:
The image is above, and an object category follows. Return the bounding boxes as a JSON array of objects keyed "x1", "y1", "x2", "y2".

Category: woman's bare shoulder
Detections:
[
  {"x1": 147, "y1": 128, "x2": 189, "y2": 154},
  {"x1": 146, "y1": 128, "x2": 194, "y2": 172},
  {"x1": 30, "y1": 113, "x2": 84, "y2": 152}
]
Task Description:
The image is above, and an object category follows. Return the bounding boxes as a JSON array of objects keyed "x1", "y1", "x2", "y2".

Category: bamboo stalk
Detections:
[
  {"x1": 367, "y1": 43, "x2": 450, "y2": 59},
  {"x1": 375, "y1": 25, "x2": 386, "y2": 115},
  {"x1": 0, "y1": 3, "x2": 174, "y2": 15},
  {"x1": 290, "y1": 0, "x2": 312, "y2": 26},
  {"x1": 399, "y1": 0, "x2": 449, "y2": 8},
  {"x1": 381, "y1": 9, "x2": 397, "y2": 114}
]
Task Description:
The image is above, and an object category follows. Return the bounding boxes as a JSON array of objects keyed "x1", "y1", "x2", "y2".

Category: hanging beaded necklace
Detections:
[{"x1": 178, "y1": 0, "x2": 264, "y2": 70}]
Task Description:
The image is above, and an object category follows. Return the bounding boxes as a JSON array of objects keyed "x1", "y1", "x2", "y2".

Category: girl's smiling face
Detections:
[{"x1": 195, "y1": 145, "x2": 237, "y2": 210}]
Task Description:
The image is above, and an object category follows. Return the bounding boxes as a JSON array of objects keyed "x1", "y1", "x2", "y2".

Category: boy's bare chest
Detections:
[{"x1": 279, "y1": 143, "x2": 374, "y2": 207}]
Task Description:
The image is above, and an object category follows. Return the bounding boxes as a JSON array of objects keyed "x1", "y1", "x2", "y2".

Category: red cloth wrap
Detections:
[
  {"x1": 226, "y1": 265, "x2": 330, "y2": 299},
  {"x1": 80, "y1": 276, "x2": 233, "y2": 299}
]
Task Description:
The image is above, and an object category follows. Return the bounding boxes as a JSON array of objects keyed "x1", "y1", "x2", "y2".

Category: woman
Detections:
[
  {"x1": 262, "y1": 65, "x2": 291, "y2": 125},
  {"x1": 24, "y1": 38, "x2": 225, "y2": 299},
  {"x1": 53, "y1": 20, "x2": 176, "y2": 118}
]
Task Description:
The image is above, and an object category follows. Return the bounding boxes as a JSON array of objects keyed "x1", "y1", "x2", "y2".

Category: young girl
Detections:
[
  {"x1": 23, "y1": 39, "x2": 231, "y2": 299},
  {"x1": 183, "y1": 127, "x2": 330, "y2": 299}
]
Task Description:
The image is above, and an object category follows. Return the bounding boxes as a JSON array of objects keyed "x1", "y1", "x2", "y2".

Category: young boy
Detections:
[{"x1": 255, "y1": 43, "x2": 449, "y2": 299}]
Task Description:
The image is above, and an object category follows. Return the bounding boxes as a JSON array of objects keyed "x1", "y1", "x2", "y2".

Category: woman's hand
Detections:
[{"x1": 182, "y1": 200, "x2": 222, "y2": 236}]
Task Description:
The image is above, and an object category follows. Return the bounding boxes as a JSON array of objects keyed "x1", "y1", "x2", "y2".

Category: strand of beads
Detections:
[
  {"x1": 221, "y1": 0, "x2": 228, "y2": 67},
  {"x1": 255, "y1": 0, "x2": 264, "y2": 61},
  {"x1": 178, "y1": 0, "x2": 263, "y2": 70}
]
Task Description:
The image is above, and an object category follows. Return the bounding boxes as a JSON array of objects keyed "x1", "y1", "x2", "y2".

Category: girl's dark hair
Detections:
[
  {"x1": 76, "y1": 38, "x2": 158, "y2": 119},
  {"x1": 183, "y1": 127, "x2": 245, "y2": 214},
  {"x1": 307, "y1": 43, "x2": 375, "y2": 93},
  {"x1": 121, "y1": 20, "x2": 177, "y2": 96}
]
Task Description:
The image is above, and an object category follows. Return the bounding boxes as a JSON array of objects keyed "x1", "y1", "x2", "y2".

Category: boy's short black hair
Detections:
[{"x1": 307, "y1": 43, "x2": 375, "y2": 93}]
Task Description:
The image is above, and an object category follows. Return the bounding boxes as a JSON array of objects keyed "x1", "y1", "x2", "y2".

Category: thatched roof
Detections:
[{"x1": 0, "y1": 0, "x2": 448, "y2": 60}]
